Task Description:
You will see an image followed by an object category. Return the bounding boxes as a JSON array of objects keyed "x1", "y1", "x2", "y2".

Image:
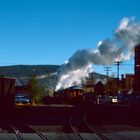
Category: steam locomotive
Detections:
[{"x1": 54, "y1": 86, "x2": 96, "y2": 104}]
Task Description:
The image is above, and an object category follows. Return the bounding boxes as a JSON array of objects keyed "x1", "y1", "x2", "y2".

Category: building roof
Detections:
[{"x1": 67, "y1": 86, "x2": 83, "y2": 90}]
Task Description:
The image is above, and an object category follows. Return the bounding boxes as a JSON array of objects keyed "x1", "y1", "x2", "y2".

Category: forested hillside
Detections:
[{"x1": 0, "y1": 65, "x2": 107, "y2": 89}]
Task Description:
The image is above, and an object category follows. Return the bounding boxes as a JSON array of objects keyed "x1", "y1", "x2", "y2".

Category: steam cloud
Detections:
[{"x1": 56, "y1": 17, "x2": 140, "y2": 91}]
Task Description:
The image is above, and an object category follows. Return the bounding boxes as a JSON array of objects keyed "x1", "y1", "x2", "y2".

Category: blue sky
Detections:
[{"x1": 0, "y1": 0, "x2": 140, "y2": 76}]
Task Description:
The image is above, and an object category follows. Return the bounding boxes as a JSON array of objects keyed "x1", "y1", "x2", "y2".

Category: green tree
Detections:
[{"x1": 27, "y1": 75, "x2": 45, "y2": 104}]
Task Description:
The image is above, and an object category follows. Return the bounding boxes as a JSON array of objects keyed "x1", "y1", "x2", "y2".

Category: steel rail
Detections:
[
  {"x1": 29, "y1": 126, "x2": 49, "y2": 140},
  {"x1": 10, "y1": 125, "x2": 22, "y2": 140},
  {"x1": 84, "y1": 110, "x2": 110, "y2": 140},
  {"x1": 69, "y1": 115, "x2": 84, "y2": 140},
  {"x1": 11, "y1": 124, "x2": 49, "y2": 140}
]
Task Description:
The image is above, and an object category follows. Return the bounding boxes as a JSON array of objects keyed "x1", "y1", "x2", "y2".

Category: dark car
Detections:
[
  {"x1": 15, "y1": 93, "x2": 32, "y2": 104},
  {"x1": 117, "y1": 94, "x2": 129, "y2": 104},
  {"x1": 97, "y1": 95, "x2": 112, "y2": 104}
]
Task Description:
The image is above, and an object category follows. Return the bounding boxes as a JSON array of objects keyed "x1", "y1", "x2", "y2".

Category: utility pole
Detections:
[
  {"x1": 114, "y1": 61, "x2": 122, "y2": 79},
  {"x1": 104, "y1": 66, "x2": 111, "y2": 95},
  {"x1": 114, "y1": 61, "x2": 122, "y2": 94},
  {"x1": 104, "y1": 66, "x2": 111, "y2": 77}
]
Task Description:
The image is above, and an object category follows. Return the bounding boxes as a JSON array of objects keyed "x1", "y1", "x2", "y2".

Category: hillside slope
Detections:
[{"x1": 0, "y1": 65, "x2": 107, "y2": 88}]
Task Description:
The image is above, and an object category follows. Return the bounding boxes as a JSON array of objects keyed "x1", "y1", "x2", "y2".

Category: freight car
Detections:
[{"x1": 0, "y1": 77, "x2": 15, "y2": 110}]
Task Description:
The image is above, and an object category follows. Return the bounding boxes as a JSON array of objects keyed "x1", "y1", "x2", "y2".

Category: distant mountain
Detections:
[
  {"x1": 0, "y1": 65, "x2": 60, "y2": 77},
  {"x1": 0, "y1": 65, "x2": 107, "y2": 89},
  {"x1": 0, "y1": 65, "x2": 60, "y2": 87}
]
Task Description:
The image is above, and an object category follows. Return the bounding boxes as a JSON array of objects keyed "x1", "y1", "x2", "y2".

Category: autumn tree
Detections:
[
  {"x1": 94, "y1": 81, "x2": 105, "y2": 95},
  {"x1": 105, "y1": 78, "x2": 118, "y2": 95}
]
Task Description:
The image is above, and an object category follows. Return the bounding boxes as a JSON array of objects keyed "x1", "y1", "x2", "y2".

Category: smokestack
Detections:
[
  {"x1": 121, "y1": 74, "x2": 124, "y2": 80},
  {"x1": 134, "y1": 44, "x2": 140, "y2": 94},
  {"x1": 56, "y1": 17, "x2": 140, "y2": 91}
]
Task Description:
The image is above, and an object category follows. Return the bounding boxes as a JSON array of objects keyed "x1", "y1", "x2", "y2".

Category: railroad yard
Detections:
[{"x1": 0, "y1": 104, "x2": 140, "y2": 140}]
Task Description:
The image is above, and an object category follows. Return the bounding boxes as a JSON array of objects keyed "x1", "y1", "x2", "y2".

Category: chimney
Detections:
[
  {"x1": 134, "y1": 44, "x2": 140, "y2": 95},
  {"x1": 121, "y1": 74, "x2": 124, "y2": 80}
]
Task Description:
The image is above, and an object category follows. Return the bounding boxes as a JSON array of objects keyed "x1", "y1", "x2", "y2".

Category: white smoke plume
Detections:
[
  {"x1": 55, "y1": 64, "x2": 93, "y2": 91},
  {"x1": 56, "y1": 17, "x2": 140, "y2": 91}
]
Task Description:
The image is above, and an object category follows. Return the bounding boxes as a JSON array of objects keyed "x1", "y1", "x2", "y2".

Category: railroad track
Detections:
[
  {"x1": 10, "y1": 124, "x2": 49, "y2": 140},
  {"x1": 69, "y1": 116, "x2": 85, "y2": 140},
  {"x1": 84, "y1": 110, "x2": 110, "y2": 140},
  {"x1": 69, "y1": 110, "x2": 95, "y2": 140},
  {"x1": 69, "y1": 108, "x2": 110, "y2": 140}
]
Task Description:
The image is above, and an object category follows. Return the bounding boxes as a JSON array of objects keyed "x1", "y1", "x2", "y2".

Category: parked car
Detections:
[
  {"x1": 117, "y1": 94, "x2": 129, "y2": 104},
  {"x1": 15, "y1": 93, "x2": 32, "y2": 104},
  {"x1": 97, "y1": 95, "x2": 112, "y2": 104}
]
